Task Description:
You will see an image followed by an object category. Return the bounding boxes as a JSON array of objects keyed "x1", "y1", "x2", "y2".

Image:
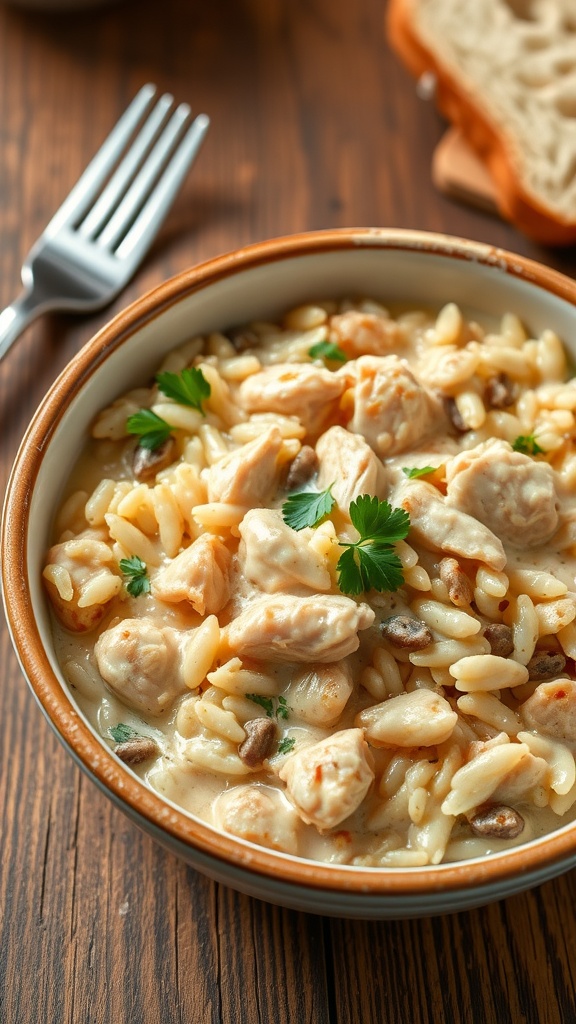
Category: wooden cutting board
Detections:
[{"x1": 433, "y1": 126, "x2": 501, "y2": 216}]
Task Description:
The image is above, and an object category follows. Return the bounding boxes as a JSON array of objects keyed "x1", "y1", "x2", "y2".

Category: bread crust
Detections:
[{"x1": 386, "y1": 0, "x2": 576, "y2": 246}]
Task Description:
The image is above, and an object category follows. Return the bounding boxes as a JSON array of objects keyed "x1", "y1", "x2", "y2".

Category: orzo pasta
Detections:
[{"x1": 43, "y1": 297, "x2": 576, "y2": 866}]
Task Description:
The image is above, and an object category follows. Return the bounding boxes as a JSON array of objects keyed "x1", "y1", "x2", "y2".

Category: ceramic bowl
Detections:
[{"x1": 5, "y1": 227, "x2": 576, "y2": 919}]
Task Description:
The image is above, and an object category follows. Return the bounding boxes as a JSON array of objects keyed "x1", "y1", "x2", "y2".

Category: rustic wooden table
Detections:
[{"x1": 3, "y1": 1, "x2": 576, "y2": 1021}]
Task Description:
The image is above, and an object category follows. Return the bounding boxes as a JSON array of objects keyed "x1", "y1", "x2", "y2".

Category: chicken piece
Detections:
[
  {"x1": 315, "y1": 426, "x2": 388, "y2": 513},
  {"x1": 279, "y1": 728, "x2": 374, "y2": 830},
  {"x1": 356, "y1": 689, "x2": 458, "y2": 747},
  {"x1": 213, "y1": 785, "x2": 299, "y2": 854},
  {"x1": 286, "y1": 663, "x2": 354, "y2": 727},
  {"x1": 347, "y1": 355, "x2": 444, "y2": 456},
  {"x1": 43, "y1": 534, "x2": 122, "y2": 632},
  {"x1": 206, "y1": 426, "x2": 284, "y2": 505},
  {"x1": 152, "y1": 534, "x2": 231, "y2": 615},
  {"x1": 238, "y1": 363, "x2": 345, "y2": 436},
  {"x1": 94, "y1": 617, "x2": 187, "y2": 716},
  {"x1": 445, "y1": 439, "x2": 559, "y2": 548},
  {"x1": 222, "y1": 594, "x2": 375, "y2": 663},
  {"x1": 398, "y1": 479, "x2": 507, "y2": 571},
  {"x1": 328, "y1": 310, "x2": 402, "y2": 357},
  {"x1": 519, "y1": 679, "x2": 576, "y2": 742},
  {"x1": 238, "y1": 508, "x2": 331, "y2": 594}
]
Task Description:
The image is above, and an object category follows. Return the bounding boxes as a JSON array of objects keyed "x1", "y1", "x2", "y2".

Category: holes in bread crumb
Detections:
[
  {"x1": 555, "y1": 91, "x2": 576, "y2": 118},
  {"x1": 555, "y1": 58, "x2": 576, "y2": 75},
  {"x1": 515, "y1": 57, "x2": 576, "y2": 90},
  {"x1": 522, "y1": 33, "x2": 553, "y2": 50},
  {"x1": 553, "y1": 57, "x2": 573, "y2": 74},
  {"x1": 501, "y1": 0, "x2": 541, "y2": 21},
  {"x1": 558, "y1": 154, "x2": 576, "y2": 190},
  {"x1": 515, "y1": 65, "x2": 553, "y2": 87}
]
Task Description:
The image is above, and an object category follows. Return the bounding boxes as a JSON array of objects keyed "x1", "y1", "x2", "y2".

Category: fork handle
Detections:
[{"x1": 0, "y1": 289, "x2": 48, "y2": 363}]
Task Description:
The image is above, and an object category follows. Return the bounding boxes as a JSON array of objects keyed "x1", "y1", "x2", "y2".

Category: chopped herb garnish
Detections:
[
  {"x1": 308, "y1": 339, "x2": 348, "y2": 364},
  {"x1": 512, "y1": 434, "x2": 544, "y2": 456},
  {"x1": 119, "y1": 555, "x2": 151, "y2": 597},
  {"x1": 246, "y1": 694, "x2": 291, "y2": 720},
  {"x1": 278, "y1": 736, "x2": 296, "y2": 755},
  {"x1": 126, "y1": 409, "x2": 174, "y2": 451},
  {"x1": 402, "y1": 466, "x2": 436, "y2": 479},
  {"x1": 246, "y1": 694, "x2": 274, "y2": 717},
  {"x1": 336, "y1": 495, "x2": 410, "y2": 596},
  {"x1": 282, "y1": 484, "x2": 336, "y2": 530},
  {"x1": 156, "y1": 367, "x2": 211, "y2": 415},
  {"x1": 276, "y1": 696, "x2": 289, "y2": 721},
  {"x1": 110, "y1": 723, "x2": 143, "y2": 743}
]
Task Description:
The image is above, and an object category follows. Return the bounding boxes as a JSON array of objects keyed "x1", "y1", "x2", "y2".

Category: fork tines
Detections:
[{"x1": 48, "y1": 84, "x2": 210, "y2": 263}]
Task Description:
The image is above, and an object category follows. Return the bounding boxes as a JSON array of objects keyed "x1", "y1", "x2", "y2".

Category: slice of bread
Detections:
[{"x1": 387, "y1": 0, "x2": 576, "y2": 245}]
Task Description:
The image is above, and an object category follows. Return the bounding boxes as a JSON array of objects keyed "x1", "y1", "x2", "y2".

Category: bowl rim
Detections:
[{"x1": 5, "y1": 225, "x2": 576, "y2": 898}]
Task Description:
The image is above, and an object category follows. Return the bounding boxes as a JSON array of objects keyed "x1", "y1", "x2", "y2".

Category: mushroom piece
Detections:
[
  {"x1": 132, "y1": 437, "x2": 176, "y2": 482},
  {"x1": 115, "y1": 737, "x2": 159, "y2": 765},
  {"x1": 483, "y1": 623, "x2": 514, "y2": 658},
  {"x1": 469, "y1": 804, "x2": 525, "y2": 840},
  {"x1": 380, "y1": 615, "x2": 433, "y2": 651},
  {"x1": 438, "y1": 557, "x2": 473, "y2": 607},
  {"x1": 238, "y1": 719, "x2": 277, "y2": 767},
  {"x1": 285, "y1": 446, "x2": 319, "y2": 490}
]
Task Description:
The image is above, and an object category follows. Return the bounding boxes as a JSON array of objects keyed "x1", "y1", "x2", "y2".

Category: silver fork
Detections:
[{"x1": 0, "y1": 84, "x2": 209, "y2": 363}]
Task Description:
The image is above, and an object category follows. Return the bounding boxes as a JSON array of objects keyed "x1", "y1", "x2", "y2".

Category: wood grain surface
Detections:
[{"x1": 2, "y1": 1, "x2": 576, "y2": 1021}]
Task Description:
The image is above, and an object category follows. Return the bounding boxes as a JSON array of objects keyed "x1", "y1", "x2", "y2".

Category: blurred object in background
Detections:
[
  {"x1": 387, "y1": 0, "x2": 576, "y2": 247},
  {"x1": 3, "y1": 0, "x2": 120, "y2": 8},
  {"x1": 433, "y1": 127, "x2": 500, "y2": 217}
]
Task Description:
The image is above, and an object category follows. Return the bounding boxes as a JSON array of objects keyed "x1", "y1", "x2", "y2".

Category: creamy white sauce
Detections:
[{"x1": 46, "y1": 299, "x2": 576, "y2": 867}]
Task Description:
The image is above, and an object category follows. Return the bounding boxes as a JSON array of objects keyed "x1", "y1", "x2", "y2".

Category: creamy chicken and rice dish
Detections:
[{"x1": 43, "y1": 297, "x2": 576, "y2": 867}]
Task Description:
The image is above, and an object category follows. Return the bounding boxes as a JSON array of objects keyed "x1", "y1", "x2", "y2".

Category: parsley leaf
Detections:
[
  {"x1": 349, "y1": 494, "x2": 410, "y2": 544},
  {"x1": 246, "y1": 694, "x2": 291, "y2": 720},
  {"x1": 282, "y1": 485, "x2": 335, "y2": 530},
  {"x1": 402, "y1": 466, "x2": 436, "y2": 479},
  {"x1": 308, "y1": 339, "x2": 348, "y2": 364},
  {"x1": 246, "y1": 694, "x2": 274, "y2": 717},
  {"x1": 337, "y1": 495, "x2": 410, "y2": 596},
  {"x1": 156, "y1": 367, "x2": 211, "y2": 415},
  {"x1": 126, "y1": 409, "x2": 174, "y2": 450},
  {"x1": 110, "y1": 723, "x2": 142, "y2": 743},
  {"x1": 276, "y1": 696, "x2": 289, "y2": 721},
  {"x1": 278, "y1": 736, "x2": 296, "y2": 755},
  {"x1": 119, "y1": 555, "x2": 151, "y2": 597},
  {"x1": 512, "y1": 434, "x2": 544, "y2": 456},
  {"x1": 337, "y1": 544, "x2": 405, "y2": 595}
]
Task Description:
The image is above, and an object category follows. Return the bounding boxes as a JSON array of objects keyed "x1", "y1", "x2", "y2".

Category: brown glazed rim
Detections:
[{"x1": 5, "y1": 227, "x2": 576, "y2": 897}]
